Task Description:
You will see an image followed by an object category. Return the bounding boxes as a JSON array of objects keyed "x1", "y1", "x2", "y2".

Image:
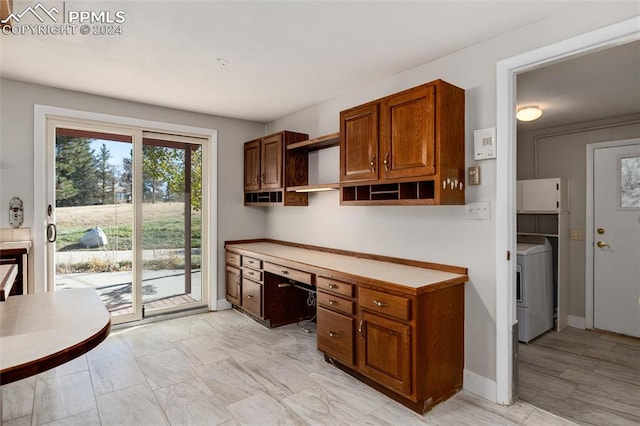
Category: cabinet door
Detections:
[
  {"x1": 519, "y1": 178, "x2": 560, "y2": 212},
  {"x1": 261, "y1": 134, "x2": 283, "y2": 189},
  {"x1": 340, "y1": 103, "x2": 379, "y2": 182},
  {"x1": 226, "y1": 265, "x2": 241, "y2": 306},
  {"x1": 244, "y1": 140, "x2": 261, "y2": 191},
  {"x1": 358, "y1": 311, "x2": 411, "y2": 396},
  {"x1": 242, "y1": 278, "x2": 262, "y2": 318},
  {"x1": 380, "y1": 85, "x2": 436, "y2": 180}
]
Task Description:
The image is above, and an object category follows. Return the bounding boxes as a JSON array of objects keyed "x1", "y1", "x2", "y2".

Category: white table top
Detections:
[
  {"x1": 0, "y1": 288, "x2": 110, "y2": 384},
  {"x1": 226, "y1": 242, "x2": 467, "y2": 289}
]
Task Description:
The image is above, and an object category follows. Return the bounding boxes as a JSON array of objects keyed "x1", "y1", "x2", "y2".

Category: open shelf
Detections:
[
  {"x1": 287, "y1": 183, "x2": 339, "y2": 193},
  {"x1": 286, "y1": 132, "x2": 340, "y2": 151},
  {"x1": 341, "y1": 180, "x2": 436, "y2": 205},
  {"x1": 245, "y1": 191, "x2": 283, "y2": 206}
]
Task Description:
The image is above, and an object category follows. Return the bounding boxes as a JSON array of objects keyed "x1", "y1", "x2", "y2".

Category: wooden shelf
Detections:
[
  {"x1": 287, "y1": 183, "x2": 339, "y2": 193},
  {"x1": 287, "y1": 132, "x2": 339, "y2": 151}
]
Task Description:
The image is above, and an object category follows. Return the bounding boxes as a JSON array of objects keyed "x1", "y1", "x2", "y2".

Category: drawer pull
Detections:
[
  {"x1": 281, "y1": 270, "x2": 289, "y2": 275},
  {"x1": 328, "y1": 284, "x2": 338, "y2": 289},
  {"x1": 328, "y1": 331, "x2": 340, "y2": 338},
  {"x1": 278, "y1": 283, "x2": 291, "y2": 288},
  {"x1": 328, "y1": 299, "x2": 338, "y2": 306},
  {"x1": 247, "y1": 295, "x2": 254, "y2": 299},
  {"x1": 373, "y1": 300, "x2": 388, "y2": 307},
  {"x1": 247, "y1": 260, "x2": 255, "y2": 265},
  {"x1": 358, "y1": 319, "x2": 363, "y2": 334},
  {"x1": 247, "y1": 270, "x2": 255, "y2": 276}
]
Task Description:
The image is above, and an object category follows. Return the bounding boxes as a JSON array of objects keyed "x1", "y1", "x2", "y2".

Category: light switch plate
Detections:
[
  {"x1": 465, "y1": 201, "x2": 491, "y2": 220},
  {"x1": 468, "y1": 166, "x2": 480, "y2": 185}
]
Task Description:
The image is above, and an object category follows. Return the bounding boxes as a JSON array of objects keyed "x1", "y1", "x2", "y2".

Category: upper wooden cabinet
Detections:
[
  {"x1": 340, "y1": 103, "x2": 379, "y2": 182},
  {"x1": 340, "y1": 79, "x2": 465, "y2": 205},
  {"x1": 243, "y1": 131, "x2": 308, "y2": 206}
]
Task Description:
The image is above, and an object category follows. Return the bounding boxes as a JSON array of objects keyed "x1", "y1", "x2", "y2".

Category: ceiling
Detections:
[
  {"x1": 517, "y1": 40, "x2": 640, "y2": 131},
  {"x1": 1, "y1": 1, "x2": 638, "y2": 126}
]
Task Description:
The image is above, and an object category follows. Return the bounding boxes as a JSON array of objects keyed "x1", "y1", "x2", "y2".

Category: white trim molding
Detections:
[
  {"x1": 495, "y1": 17, "x2": 640, "y2": 405},
  {"x1": 464, "y1": 369, "x2": 497, "y2": 403}
]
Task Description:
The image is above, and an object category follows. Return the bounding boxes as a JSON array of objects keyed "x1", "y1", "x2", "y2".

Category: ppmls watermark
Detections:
[{"x1": 1, "y1": 2, "x2": 126, "y2": 36}]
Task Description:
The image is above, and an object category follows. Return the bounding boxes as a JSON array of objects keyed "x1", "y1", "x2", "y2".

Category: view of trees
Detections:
[{"x1": 55, "y1": 136, "x2": 202, "y2": 209}]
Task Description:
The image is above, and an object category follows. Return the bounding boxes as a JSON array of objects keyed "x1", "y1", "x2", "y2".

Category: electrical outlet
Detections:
[
  {"x1": 570, "y1": 229, "x2": 583, "y2": 240},
  {"x1": 465, "y1": 201, "x2": 490, "y2": 220}
]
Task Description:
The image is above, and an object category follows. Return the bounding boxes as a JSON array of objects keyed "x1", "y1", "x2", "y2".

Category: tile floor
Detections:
[
  {"x1": 2, "y1": 310, "x2": 575, "y2": 426},
  {"x1": 518, "y1": 326, "x2": 640, "y2": 426}
]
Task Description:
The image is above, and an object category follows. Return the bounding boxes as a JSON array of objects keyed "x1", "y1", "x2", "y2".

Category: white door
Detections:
[{"x1": 593, "y1": 142, "x2": 640, "y2": 338}]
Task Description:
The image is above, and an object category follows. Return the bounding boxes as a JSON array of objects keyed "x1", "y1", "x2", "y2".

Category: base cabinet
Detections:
[
  {"x1": 317, "y1": 307, "x2": 355, "y2": 366},
  {"x1": 358, "y1": 311, "x2": 411, "y2": 395},
  {"x1": 225, "y1": 266, "x2": 241, "y2": 306}
]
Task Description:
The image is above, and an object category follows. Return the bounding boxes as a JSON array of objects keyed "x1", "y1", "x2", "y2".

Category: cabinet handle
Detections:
[
  {"x1": 328, "y1": 299, "x2": 337, "y2": 305},
  {"x1": 281, "y1": 270, "x2": 289, "y2": 275},
  {"x1": 328, "y1": 283, "x2": 338, "y2": 289},
  {"x1": 383, "y1": 152, "x2": 389, "y2": 171},
  {"x1": 358, "y1": 319, "x2": 363, "y2": 334},
  {"x1": 247, "y1": 295, "x2": 254, "y2": 299},
  {"x1": 235, "y1": 276, "x2": 240, "y2": 284},
  {"x1": 373, "y1": 300, "x2": 388, "y2": 307},
  {"x1": 247, "y1": 260, "x2": 254, "y2": 264},
  {"x1": 370, "y1": 155, "x2": 376, "y2": 172},
  {"x1": 328, "y1": 331, "x2": 340, "y2": 338},
  {"x1": 254, "y1": 176, "x2": 258, "y2": 183},
  {"x1": 261, "y1": 174, "x2": 265, "y2": 182}
]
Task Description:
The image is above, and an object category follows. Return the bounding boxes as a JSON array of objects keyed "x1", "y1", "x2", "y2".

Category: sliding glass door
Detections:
[{"x1": 48, "y1": 120, "x2": 208, "y2": 324}]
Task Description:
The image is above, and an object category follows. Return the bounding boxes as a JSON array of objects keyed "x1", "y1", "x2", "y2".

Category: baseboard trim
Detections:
[
  {"x1": 568, "y1": 315, "x2": 586, "y2": 329},
  {"x1": 217, "y1": 298, "x2": 232, "y2": 310},
  {"x1": 464, "y1": 369, "x2": 497, "y2": 403}
]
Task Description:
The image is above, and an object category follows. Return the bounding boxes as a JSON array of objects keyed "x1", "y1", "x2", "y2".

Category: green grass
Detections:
[{"x1": 56, "y1": 216, "x2": 201, "y2": 252}]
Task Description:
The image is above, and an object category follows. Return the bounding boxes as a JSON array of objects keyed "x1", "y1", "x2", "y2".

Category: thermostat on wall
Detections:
[{"x1": 474, "y1": 127, "x2": 496, "y2": 160}]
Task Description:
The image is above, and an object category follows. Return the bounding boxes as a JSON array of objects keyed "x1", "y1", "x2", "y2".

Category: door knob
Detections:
[{"x1": 596, "y1": 241, "x2": 611, "y2": 249}]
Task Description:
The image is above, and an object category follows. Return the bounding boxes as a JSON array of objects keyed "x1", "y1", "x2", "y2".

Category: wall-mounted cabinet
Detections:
[
  {"x1": 340, "y1": 79, "x2": 465, "y2": 205},
  {"x1": 517, "y1": 178, "x2": 568, "y2": 213},
  {"x1": 243, "y1": 130, "x2": 309, "y2": 206}
]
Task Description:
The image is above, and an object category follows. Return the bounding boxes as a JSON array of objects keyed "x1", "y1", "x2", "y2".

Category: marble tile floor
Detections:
[
  {"x1": 2, "y1": 309, "x2": 576, "y2": 426},
  {"x1": 518, "y1": 326, "x2": 640, "y2": 426}
]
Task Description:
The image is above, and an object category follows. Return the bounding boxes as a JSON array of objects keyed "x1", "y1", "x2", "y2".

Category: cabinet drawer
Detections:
[
  {"x1": 318, "y1": 291, "x2": 354, "y2": 316},
  {"x1": 242, "y1": 267, "x2": 263, "y2": 282},
  {"x1": 242, "y1": 278, "x2": 262, "y2": 318},
  {"x1": 264, "y1": 262, "x2": 313, "y2": 285},
  {"x1": 225, "y1": 252, "x2": 241, "y2": 267},
  {"x1": 242, "y1": 256, "x2": 262, "y2": 270},
  {"x1": 359, "y1": 287, "x2": 410, "y2": 321},
  {"x1": 317, "y1": 307, "x2": 354, "y2": 366},
  {"x1": 317, "y1": 277, "x2": 354, "y2": 298}
]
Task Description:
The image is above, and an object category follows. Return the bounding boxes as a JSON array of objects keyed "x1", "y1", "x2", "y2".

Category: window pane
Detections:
[{"x1": 621, "y1": 156, "x2": 640, "y2": 208}]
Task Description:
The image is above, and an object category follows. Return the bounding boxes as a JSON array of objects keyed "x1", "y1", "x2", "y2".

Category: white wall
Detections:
[
  {"x1": 266, "y1": 4, "x2": 640, "y2": 389},
  {"x1": 0, "y1": 79, "x2": 266, "y2": 299},
  {"x1": 518, "y1": 114, "x2": 640, "y2": 319}
]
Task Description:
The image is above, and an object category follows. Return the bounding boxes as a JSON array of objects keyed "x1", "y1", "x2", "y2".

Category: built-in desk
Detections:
[
  {"x1": 225, "y1": 239, "x2": 468, "y2": 414},
  {"x1": 0, "y1": 288, "x2": 111, "y2": 385}
]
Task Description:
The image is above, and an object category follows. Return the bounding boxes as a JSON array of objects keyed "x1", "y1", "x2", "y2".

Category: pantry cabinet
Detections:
[{"x1": 340, "y1": 79, "x2": 465, "y2": 205}]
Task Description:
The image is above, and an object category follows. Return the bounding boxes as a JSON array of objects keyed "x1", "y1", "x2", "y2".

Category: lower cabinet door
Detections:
[
  {"x1": 242, "y1": 278, "x2": 262, "y2": 318},
  {"x1": 226, "y1": 266, "x2": 241, "y2": 305},
  {"x1": 317, "y1": 307, "x2": 355, "y2": 366},
  {"x1": 358, "y1": 311, "x2": 411, "y2": 396}
]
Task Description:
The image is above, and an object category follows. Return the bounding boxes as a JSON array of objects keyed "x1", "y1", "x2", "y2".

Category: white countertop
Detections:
[
  {"x1": 0, "y1": 241, "x2": 32, "y2": 252},
  {"x1": 0, "y1": 288, "x2": 110, "y2": 383},
  {"x1": 226, "y1": 242, "x2": 466, "y2": 289}
]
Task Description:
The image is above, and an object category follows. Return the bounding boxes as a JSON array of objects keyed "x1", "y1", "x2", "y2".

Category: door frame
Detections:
[
  {"x1": 585, "y1": 138, "x2": 640, "y2": 330},
  {"x1": 495, "y1": 17, "x2": 640, "y2": 404},
  {"x1": 33, "y1": 105, "x2": 218, "y2": 310}
]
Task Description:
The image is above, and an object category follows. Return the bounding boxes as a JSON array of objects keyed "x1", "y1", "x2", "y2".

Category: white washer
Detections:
[{"x1": 516, "y1": 239, "x2": 553, "y2": 343}]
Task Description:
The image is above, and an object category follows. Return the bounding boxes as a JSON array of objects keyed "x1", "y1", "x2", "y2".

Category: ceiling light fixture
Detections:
[{"x1": 516, "y1": 105, "x2": 543, "y2": 122}]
